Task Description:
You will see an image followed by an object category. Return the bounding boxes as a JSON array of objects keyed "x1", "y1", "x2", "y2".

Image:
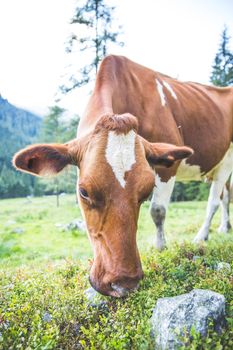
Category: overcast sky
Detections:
[{"x1": 0, "y1": 0, "x2": 233, "y2": 116}]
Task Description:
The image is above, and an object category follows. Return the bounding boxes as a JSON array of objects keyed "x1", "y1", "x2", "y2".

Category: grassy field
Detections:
[
  {"x1": 0, "y1": 195, "x2": 233, "y2": 349},
  {"x1": 0, "y1": 195, "x2": 226, "y2": 269}
]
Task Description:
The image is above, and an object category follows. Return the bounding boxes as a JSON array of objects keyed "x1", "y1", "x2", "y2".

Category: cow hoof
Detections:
[
  {"x1": 218, "y1": 223, "x2": 232, "y2": 234},
  {"x1": 155, "y1": 240, "x2": 167, "y2": 252},
  {"x1": 193, "y1": 232, "x2": 208, "y2": 244}
]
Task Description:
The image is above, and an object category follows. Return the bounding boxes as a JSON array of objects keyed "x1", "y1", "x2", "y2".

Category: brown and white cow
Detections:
[{"x1": 13, "y1": 55, "x2": 233, "y2": 297}]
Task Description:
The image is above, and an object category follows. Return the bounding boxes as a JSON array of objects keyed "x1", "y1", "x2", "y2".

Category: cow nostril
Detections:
[
  {"x1": 111, "y1": 282, "x2": 139, "y2": 297},
  {"x1": 111, "y1": 283, "x2": 130, "y2": 297}
]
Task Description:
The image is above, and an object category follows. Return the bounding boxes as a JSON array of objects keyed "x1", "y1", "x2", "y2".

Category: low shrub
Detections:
[{"x1": 0, "y1": 239, "x2": 232, "y2": 349}]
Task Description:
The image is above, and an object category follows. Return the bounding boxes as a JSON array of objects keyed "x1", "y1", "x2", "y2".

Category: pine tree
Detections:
[
  {"x1": 210, "y1": 26, "x2": 233, "y2": 86},
  {"x1": 40, "y1": 106, "x2": 66, "y2": 143},
  {"x1": 60, "y1": 0, "x2": 123, "y2": 93},
  {"x1": 39, "y1": 107, "x2": 80, "y2": 205}
]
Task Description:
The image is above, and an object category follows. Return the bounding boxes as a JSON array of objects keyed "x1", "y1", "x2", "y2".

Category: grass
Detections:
[
  {"x1": 0, "y1": 195, "x2": 223, "y2": 269},
  {"x1": 0, "y1": 195, "x2": 90, "y2": 268},
  {"x1": 0, "y1": 195, "x2": 233, "y2": 349}
]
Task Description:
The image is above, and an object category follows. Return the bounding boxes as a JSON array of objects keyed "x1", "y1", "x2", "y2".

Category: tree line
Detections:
[
  {"x1": 0, "y1": 103, "x2": 79, "y2": 200},
  {"x1": 33, "y1": 107, "x2": 79, "y2": 205}
]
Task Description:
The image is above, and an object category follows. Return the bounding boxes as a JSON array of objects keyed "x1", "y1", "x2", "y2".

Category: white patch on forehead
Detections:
[
  {"x1": 105, "y1": 130, "x2": 136, "y2": 188},
  {"x1": 156, "y1": 79, "x2": 166, "y2": 106},
  {"x1": 163, "y1": 81, "x2": 178, "y2": 100}
]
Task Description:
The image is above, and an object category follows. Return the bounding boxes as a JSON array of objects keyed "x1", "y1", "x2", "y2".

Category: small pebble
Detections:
[
  {"x1": 216, "y1": 262, "x2": 231, "y2": 272},
  {"x1": 42, "y1": 312, "x2": 52, "y2": 323},
  {"x1": 11, "y1": 227, "x2": 25, "y2": 234},
  {"x1": 84, "y1": 287, "x2": 98, "y2": 302},
  {"x1": 192, "y1": 255, "x2": 201, "y2": 262}
]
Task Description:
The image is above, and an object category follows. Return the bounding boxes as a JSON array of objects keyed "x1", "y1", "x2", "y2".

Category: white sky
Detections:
[{"x1": 0, "y1": 0, "x2": 233, "y2": 116}]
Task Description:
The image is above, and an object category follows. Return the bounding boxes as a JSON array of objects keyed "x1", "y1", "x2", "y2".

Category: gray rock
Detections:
[
  {"x1": 151, "y1": 289, "x2": 225, "y2": 350},
  {"x1": 11, "y1": 227, "x2": 25, "y2": 234},
  {"x1": 216, "y1": 262, "x2": 231, "y2": 272},
  {"x1": 42, "y1": 312, "x2": 52, "y2": 323},
  {"x1": 84, "y1": 287, "x2": 98, "y2": 302},
  {"x1": 192, "y1": 255, "x2": 201, "y2": 262},
  {"x1": 84, "y1": 287, "x2": 108, "y2": 312},
  {"x1": 66, "y1": 219, "x2": 86, "y2": 232},
  {"x1": 55, "y1": 219, "x2": 86, "y2": 232}
]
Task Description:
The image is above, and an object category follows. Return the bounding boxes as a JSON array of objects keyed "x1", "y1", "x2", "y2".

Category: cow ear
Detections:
[
  {"x1": 12, "y1": 142, "x2": 79, "y2": 177},
  {"x1": 142, "y1": 139, "x2": 193, "y2": 168}
]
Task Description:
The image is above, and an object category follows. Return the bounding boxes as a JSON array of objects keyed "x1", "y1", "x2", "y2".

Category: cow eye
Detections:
[{"x1": 79, "y1": 188, "x2": 89, "y2": 200}]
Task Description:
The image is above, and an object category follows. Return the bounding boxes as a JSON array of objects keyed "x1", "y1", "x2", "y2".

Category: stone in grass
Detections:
[
  {"x1": 151, "y1": 289, "x2": 225, "y2": 350},
  {"x1": 85, "y1": 287, "x2": 98, "y2": 302},
  {"x1": 216, "y1": 262, "x2": 231, "y2": 272},
  {"x1": 66, "y1": 219, "x2": 86, "y2": 232},
  {"x1": 55, "y1": 219, "x2": 86, "y2": 232},
  {"x1": 42, "y1": 312, "x2": 52, "y2": 323},
  {"x1": 11, "y1": 227, "x2": 25, "y2": 234},
  {"x1": 192, "y1": 255, "x2": 202, "y2": 262},
  {"x1": 84, "y1": 287, "x2": 109, "y2": 313}
]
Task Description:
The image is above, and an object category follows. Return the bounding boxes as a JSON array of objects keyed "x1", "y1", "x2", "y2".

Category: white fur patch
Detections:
[
  {"x1": 105, "y1": 130, "x2": 136, "y2": 188},
  {"x1": 163, "y1": 81, "x2": 178, "y2": 100},
  {"x1": 194, "y1": 143, "x2": 233, "y2": 242},
  {"x1": 219, "y1": 186, "x2": 230, "y2": 233},
  {"x1": 156, "y1": 79, "x2": 166, "y2": 106},
  {"x1": 152, "y1": 175, "x2": 176, "y2": 209},
  {"x1": 150, "y1": 174, "x2": 176, "y2": 250}
]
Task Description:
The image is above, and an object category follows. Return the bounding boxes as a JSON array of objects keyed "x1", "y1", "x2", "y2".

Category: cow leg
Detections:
[
  {"x1": 218, "y1": 185, "x2": 232, "y2": 233},
  {"x1": 150, "y1": 175, "x2": 176, "y2": 251},
  {"x1": 193, "y1": 181, "x2": 224, "y2": 242},
  {"x1": 194, "y1": 156, "x2": 233, "y2": 242}
]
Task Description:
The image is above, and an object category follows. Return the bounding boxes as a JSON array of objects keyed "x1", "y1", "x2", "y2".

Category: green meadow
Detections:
[
  {"x1": 0, "y1": 195, "x2": 233, "y2": 349},
  {"x1": 0, "y1": 195, "x2": 224, "y2": 269}
]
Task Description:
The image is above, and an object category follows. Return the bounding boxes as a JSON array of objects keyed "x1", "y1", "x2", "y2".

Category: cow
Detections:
[{"x1": 13, "y1": 55, "x2": 233, "y2": 297}]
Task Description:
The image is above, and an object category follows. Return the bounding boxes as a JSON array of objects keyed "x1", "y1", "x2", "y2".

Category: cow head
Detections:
[{"x1": 13, "y1": 113, "x2": 193, "y2": 297}]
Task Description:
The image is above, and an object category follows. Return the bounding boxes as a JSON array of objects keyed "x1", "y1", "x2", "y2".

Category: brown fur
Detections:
[
  {"x1": 94, "y1": 113, "x2": 138, "y2": 135},
  {"x1": 13, "y1": 144, "x2": 72, "y2": 176},
  {"x1": 78, "y1": 55, "x2": 233, "y2": 179}
]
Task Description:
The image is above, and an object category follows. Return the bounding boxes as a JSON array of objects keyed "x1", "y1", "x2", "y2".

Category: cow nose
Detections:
[
  {"x1": 89, "y1": 272, "x2": 143, "y2": 297},
  {"x1": 109, "y1": 273, "x2": 143, "y2": 297},
  {"x1": 111, "y1": 282, "x2": 139, "y2": 297}
]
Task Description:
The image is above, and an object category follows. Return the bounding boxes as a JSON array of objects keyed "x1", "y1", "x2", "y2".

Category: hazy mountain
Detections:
[{"x1": 0, "y1": 95, "x2": 42, "y2": 198}]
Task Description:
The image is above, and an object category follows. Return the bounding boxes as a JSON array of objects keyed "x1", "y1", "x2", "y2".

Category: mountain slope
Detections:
[{"x1": 0, "y1": 95, "x2": 42, "y2": 198}]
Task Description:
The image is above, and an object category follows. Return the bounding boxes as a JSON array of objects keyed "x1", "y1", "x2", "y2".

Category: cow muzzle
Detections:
[
  {"x1": 89, "y1": 270, "x2": 144, "y2": 298},
  {"x1": 110, "y1": 279, "x2": 140, "y2": 297}
]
